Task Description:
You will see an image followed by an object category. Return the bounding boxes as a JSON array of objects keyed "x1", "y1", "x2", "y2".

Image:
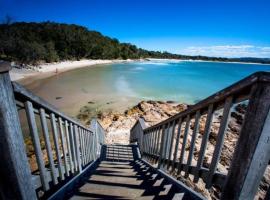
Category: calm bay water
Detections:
[{"x1": 26, "y1": 60, "x2": 270, "y2": 116}]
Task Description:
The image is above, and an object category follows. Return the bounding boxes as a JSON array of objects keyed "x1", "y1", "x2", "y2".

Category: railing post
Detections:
[
  {"x1": 222, "y1": 80, "x2": 270, "y2": 200},
  {"x1": 0, "y1": 62, "x2": 36, "y2": 199}
]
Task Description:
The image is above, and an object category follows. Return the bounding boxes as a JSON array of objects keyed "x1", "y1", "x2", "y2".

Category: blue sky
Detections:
[{"x1": 1, "y1": 0, "x2": 270, "y2": 58}]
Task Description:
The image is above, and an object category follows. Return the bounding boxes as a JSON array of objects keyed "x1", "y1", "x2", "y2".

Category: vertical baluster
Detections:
[
  {"x1": 88, "y1": 132, "x2": 93, "y2": 162},
  {"x1": 149, "y1": 131, "x2": 153, "y2": 155},
  {"x1": 144, "y1": 132, "x2": 148, "y2": 155},
  {"x1": 82, "y1": 129, "x2": 86, "y2": 165},
  {"x1": 87, "y1": 131, "x2": 92, "y2": 163},
  {"x1": 58, "y1": 117, "x2": 69, "y2": 177},
  {"x1": 163, "y1": 122, "x2": 172, "y2": 166},
  {"x1": 143, "y1": 131, "x2": 147, "y2": 156},
  {"x1": 153, "y1": 128, "x2": 158, "y2": 158},
  {"x1": 152, "y1": 130, "x2": 156, "y2": 156},
  {"x1": 152, "y1": 128, "x2": 158, "y2": 156},
  {"x1": 147, "y1": 132, "x2": 150, "y2": 154},
  {"x1": 151, "y1": 129, "x2": 156, "y2": 155},
  {"x1": 83, "y1": 129, "x2": 88, "y2": 165},
  {"x1": 206, "y1": 96, "x2": 233, "y2": 188},
  {"x1": 162, "y1": 124, "x2": 170, "y2": 167},
  {"x1": 85, "y1": 130, "x2": 90, "y2": 165},
  {"x1": 155, "y1": 127, "x2": 161, "y2": 155},
  {"x1": 92, "y1": 132, "x2": 96, "y2": 161},
  {"x1": 194, "y1": 104, "x2": 213, "y2": 182},
  {"x1": 144, "y1": 132, "x2": 148, "y2": 156},
  {"x1": 74, "y1": 125, "x2": 82, "y2": 172},
  {"x1": 171, "y1": 117, "x2": 183, "y2": 172},
  {"x1": 177, "y1": 115, "x2": 191, "y2": 174},
  {"x1": 69, "y1": 123, "x2": 78, "y2": 172},
  {"x1": 50, "y1": 113, "x2": 64, "y2": 180},
  {"x1": 158, "y1": 124, "x2": 166, "y2": 168},
  {"x1": 25, "y1": 101, "x2": 49, "y2": 191},
  {"x1": 79, "y1": 128, "x2": 85, "y2": 166},
  {"x1": 167, "y1": 120, "x2": 177, "y2": 170},
  {"x1": 89, "y1": 133, "x2": 94, "y2": 161},
  {"x1": 84, "y1": 129, "x2": 89, "y2": 165},
  {"x1": 92, "y1": 132, "x2": 97, "y2": 160},
  {"x1": 185, "y1": 110, "x2": 201, "y2": 177},
  {"x1": 65, "y1": 120, "x2": 74, "y2": 173},
  {"x1": 39, "y1": 108, "x2": 58, "y2": 185}
]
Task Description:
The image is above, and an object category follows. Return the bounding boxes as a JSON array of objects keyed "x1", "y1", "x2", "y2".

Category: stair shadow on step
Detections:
[{"x1": 70, "y1": 160, "x2": 185, "y2": 200}]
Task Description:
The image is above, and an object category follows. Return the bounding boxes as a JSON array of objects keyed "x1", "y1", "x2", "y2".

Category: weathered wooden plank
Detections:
[
  {"x1": 65, "y1": 120, "x2": 74, "y2": 173},
  {"x1": 74, "y1": 125, "x2": 82, "y2": 172},
  {"x1": 40, "y1": 108, "x2": 58, "y2": 185},
  {"x1": 162, "y1": 124, "x2": 171, "y2": 167},
  {"x1": 151, "y1": 128, "x2": 157, "y2": 156},
  {"x1": 148, "y1": 132, "x2": 151, "y2": 154},
  {"x1": 80, "y1": 129, "x2": 85, "y2": 165},
  {"x1": 90, "y1": 132, "x2": 94, "y2": 162},
  {"x1": 206, "y1": 96, "x2": 233, "y2": 188},
  {"x1": 50, "y1": 113, "x2": 65, "y2": 180},
  {"x1": 177, "y1": 115, "x2": 191, "y2": 174},
  {"x1": 0, "y1": 68, "x2": 36, "y2": 200},
  {"x1": 58, "y1": 117, "x2": 69, "y2": 177},
  {"x1": 171, "y1": 117, "x2": 183, "y2": 172},
  {"x1": 150, "y1": 131, "x2": 153, "y2": 157},
  {"x1": 194, "y1": 104, "x2": 214, "y2": 182},
  {"x1": 92, "y1": 131, "x2": 97, "y2": 160},
  {"x1": 158, "y1": 125, "x2": 166, "y2": 168},
  {"x1": 86, "y1": 130, "x2": 91, "y2": 164},
  {"x1": 222, "y1": 83, "x2": 270, "y2": 200},
  {"x1": 145, "y1": 132, "x2": 149, "y2": 154},
  {"x1": 69, "y1": 123, "x2": 78, "y2": 171},
  {"x1": 83, "y1": 130, "x2": 88, "y2": 164},
  {"x1": 185, "y1": 110, "x2": 201, "y2": 177},
  {"x1": 77, "y1": 128, "x2": 84, "y2": 166},
  {"x1": 145, "y1": 131, "x2": 149, "y2": 155},
  {"x1": 25, "y1": 101, "x2": 49, "y2": 191},
  {"x1": 167, "y1": 120, "x2": 177, "y2": 169},
  {"x1": 154, "y1": 127, "x2": 160, "y2": 155},
  {"x1": 90, "y1": 132, "x2": 95, "y2": 161}
]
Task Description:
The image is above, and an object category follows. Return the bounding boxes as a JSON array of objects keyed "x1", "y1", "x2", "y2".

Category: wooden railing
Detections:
[
  {"x1": 0, "y1": 62, "x2": 105, "y2": 200},
  {"x1": 130, "y1": 71, "x2": 270, "y2": 200}
]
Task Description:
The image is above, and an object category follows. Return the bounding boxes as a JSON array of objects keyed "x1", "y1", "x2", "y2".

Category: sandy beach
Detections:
[{"x1": 9, "y1": 59, "x2": 135, "y2": 82}]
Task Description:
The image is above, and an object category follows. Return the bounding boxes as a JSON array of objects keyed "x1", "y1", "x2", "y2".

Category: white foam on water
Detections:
[
  {"x1": 115, "y1": 76, "x2": 137, "y2": 97},
  {"x1": 132, "y1": 66, "x2": 145, "y2": 71}
]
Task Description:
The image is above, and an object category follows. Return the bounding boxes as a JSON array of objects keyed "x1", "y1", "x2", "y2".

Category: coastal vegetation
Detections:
[{"x1": 1, "y1": 22, "x2": 270, "y2": 65}]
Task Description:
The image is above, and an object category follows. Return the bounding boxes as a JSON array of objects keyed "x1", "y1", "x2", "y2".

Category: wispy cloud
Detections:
[{"x1": 178, "y1": 45, "x2": 270, "y2": 58}]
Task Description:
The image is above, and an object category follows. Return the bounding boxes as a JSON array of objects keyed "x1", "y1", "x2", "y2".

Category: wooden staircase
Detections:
[
  {"x1": 70, "y1": 144, "x2": 204, "y2": 200},
  {"x1": 0, "y1": 62, "x2": 270, "y2": 200}
]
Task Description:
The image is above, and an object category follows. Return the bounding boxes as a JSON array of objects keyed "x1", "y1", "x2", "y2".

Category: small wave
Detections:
[
  {"x1": 137, "y1": 62, "x2": 169, "y2": 66},
  {"x1": 132, "y1": 66, "x2": 145, "y2": 71}
]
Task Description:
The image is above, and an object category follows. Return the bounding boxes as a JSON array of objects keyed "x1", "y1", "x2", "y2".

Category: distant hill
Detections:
[{"x1": 0, "y1": 22, "x2": 269, "y2": 64}]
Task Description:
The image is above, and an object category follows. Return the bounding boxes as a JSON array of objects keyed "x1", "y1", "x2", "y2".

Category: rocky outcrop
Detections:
[{"x1": 95, "y1": 101, "x2": 268, "y2": 200}]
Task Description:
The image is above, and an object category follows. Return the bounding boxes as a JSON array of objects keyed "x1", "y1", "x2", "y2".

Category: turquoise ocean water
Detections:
[
  {"x1": 94, "y1": 60, "x2": 270, "y2": 103},
  {"x1": 26, "y1": 60, "x2": 270, "y2": 114}
]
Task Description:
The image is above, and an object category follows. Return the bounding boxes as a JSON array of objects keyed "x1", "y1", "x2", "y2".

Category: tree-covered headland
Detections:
[{"x1": 0, "y1": 22, "x2": 269, "y2": 64}]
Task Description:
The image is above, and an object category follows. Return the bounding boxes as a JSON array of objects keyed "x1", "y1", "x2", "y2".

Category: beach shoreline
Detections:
[
  {"x1": 9, "y1": 59, "x2": 137, "y2": 82},
  {"x1": 9, "y1": 58, "x2": 270, "y2": 83}
]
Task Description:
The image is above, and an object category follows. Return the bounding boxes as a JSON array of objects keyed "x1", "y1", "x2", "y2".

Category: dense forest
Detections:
[{"x1": 0, "y1": 22, "x2": 270, "y2": 64}]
